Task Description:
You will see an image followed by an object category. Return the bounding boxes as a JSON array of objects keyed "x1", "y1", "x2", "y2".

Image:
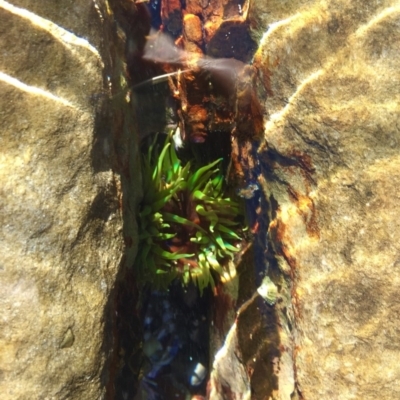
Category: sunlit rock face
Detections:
[
  {"x1": 2, "y1": 0, "x2": 398, "y2": 399},
  {"x1": 251, "y1": 0, "x2": 400, "y2": 399},
  {"x1": 0, "y1": 1, "x2": 123, "y2": 399}
]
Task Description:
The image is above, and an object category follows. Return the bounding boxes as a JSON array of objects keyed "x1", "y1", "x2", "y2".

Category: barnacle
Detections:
[{"x1": 136, "y1": 130, "x2": 242, "y2": 293}]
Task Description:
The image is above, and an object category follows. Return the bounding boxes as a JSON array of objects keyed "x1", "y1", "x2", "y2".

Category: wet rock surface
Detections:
[
  {"x1": 252, "y1": 0, "x2": 400, "y2": 399},
  {"x1": 2, "y1": 0, "x2": 399, "y2": 399},
  {"x1": 0, "y1": 1, "x2": 124, "y2": 399}
]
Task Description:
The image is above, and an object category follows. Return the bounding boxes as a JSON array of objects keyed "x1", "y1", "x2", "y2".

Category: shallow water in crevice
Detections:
[{"x1": 103, "y1": 0, "x2": 286, "y2": 399}]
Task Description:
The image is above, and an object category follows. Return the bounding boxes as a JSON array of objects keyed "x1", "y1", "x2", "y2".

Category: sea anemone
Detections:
[{"x1": 136, "y1": 130, "x2": 242, "y2": 293}]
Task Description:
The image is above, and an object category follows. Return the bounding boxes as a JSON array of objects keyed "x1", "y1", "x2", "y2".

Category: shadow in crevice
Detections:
[
  {"x1": 95, "y1": 0, "x2": 285, "y2": 398},
  {"x1": 91, "y1": 1, "x2": 144, "y2": 398},
  {"x1": 103, "y1": 263, "x2": 142, "y2": 400},
  {"x1": 235, "y1": 186, "x2": 282, "y2": 399}
]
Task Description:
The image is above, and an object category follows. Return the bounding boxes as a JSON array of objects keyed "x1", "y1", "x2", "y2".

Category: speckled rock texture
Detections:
[
  {"x1": 2, "y1": 0, "x2": 398, "y2": 398},
  {"x1": 0, "y1": 1, "x2": 125, "y2": 399},
  {"x1": 251, "y1": 0, "x2": 400, "y2": 399}
]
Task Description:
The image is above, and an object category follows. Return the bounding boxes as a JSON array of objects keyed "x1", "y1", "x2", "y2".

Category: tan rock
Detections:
[
  {"x1": 0, "y1": 1, "x2": 125, "y2": 399},
  {"x1": 183, "y1": 13, "x2": 203, "y2": 44},
  {"x1": 251, "y1": 1, "x2": 400, "y2": 398}
]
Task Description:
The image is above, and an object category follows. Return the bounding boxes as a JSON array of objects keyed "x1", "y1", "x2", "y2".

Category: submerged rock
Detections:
[
  {"x1": 2, "y1": 0, "x2": 399, "y2": 399},
  {"x1": 251, "y1": 0, "x2": 400, "y2": 399},
  {"x1": 0, "y1": 1, "x2": 124, "y2": 399}
]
